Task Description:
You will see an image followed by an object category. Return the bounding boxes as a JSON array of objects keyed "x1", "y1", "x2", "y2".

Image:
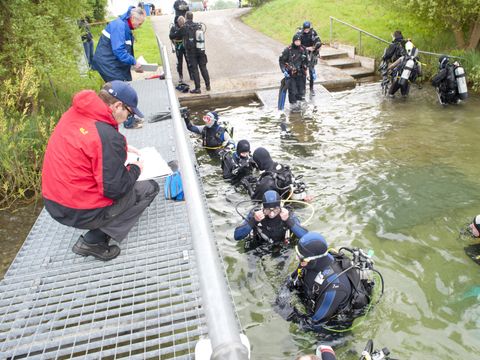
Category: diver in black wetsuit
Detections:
[
  {"x1": 251, "y1": 147, "x2": 309, "y2": 202},
  {"x1": 234, "y1": 190, "x2": 307, "y2": 250}
]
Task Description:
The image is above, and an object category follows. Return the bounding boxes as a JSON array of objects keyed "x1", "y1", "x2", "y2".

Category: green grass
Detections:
[
  {"x1": 90, "y1": 17, "x2": 162, "y2": 65},
  {"x1": 243, "y1": 0, "x2": 457, "y2": 59}
]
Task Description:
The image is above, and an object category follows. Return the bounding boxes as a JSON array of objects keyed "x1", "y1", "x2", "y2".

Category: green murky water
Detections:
[{"x1": 191, "y1": 83, "x2": 480, "y2": 359}]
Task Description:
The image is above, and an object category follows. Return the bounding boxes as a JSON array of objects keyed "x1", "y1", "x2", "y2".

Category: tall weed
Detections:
[{"x1": 0, "y1": 64, "x2": 57, "y2": 209}]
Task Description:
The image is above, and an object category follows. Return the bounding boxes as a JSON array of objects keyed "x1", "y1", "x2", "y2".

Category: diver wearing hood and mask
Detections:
[
  {"x1": 279, "y1": 34, "x2": 308, "y2": 111},
  {"x1": 286, "y1": 232, "x2": 378, "y2": 330},
  {"x1": 251, "y1": 147, "x2": 308, "y2": 201},
  {"x1": 234, "y1": 190, "x2": 307, "y2": 251},
  {"x1": 221, "y1": 139, "x2": 257, "y2": 189},
  {"x1": 183, "y1": 110, "x2": 234, "y2": 154},
  {"x1": 431, "y1": 55, "x2": 468, "y2": 105}
]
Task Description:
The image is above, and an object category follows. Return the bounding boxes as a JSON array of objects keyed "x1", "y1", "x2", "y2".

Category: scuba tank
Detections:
[
  {"x1": 399, "y1": 58, "x2": 415, "y2": 87},
  {"x1": 454, "y1": 65, "x2": 468, "y2": 100},
  {"x1": 195, "y1": 23, "x2": 206, "y2": 50}
]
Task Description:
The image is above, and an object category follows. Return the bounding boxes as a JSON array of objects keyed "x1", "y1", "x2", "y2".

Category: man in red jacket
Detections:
[{"x1": 42, "y1": 81, "x2": 159, "y2": 261}]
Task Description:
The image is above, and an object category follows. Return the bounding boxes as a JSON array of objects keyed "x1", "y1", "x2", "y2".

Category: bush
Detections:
[
  {"x1": 0, "y1": 63, "x2": 56, "y2": 209},
  {"x1": 87, "y1": 0, "x2": 108, "y2": 21}
]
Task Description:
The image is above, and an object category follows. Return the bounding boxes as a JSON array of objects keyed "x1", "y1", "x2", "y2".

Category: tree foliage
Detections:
[
  {"x1": 0, "y1": 0, "x2": 106, "y2": 205},
  {"x1": 393, "y1": 0, "x2": 480, "y2": 50},
  {"x1": 87, "y1": 0, "x2": 108, "y2": 21}
]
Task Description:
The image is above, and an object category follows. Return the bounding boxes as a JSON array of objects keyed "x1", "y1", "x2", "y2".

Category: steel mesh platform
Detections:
[{"x1": 0, "y1": 80, "x2": 208, "y2": 359}]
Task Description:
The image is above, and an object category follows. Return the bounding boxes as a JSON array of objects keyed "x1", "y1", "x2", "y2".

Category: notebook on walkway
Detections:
[{"x1": 126, "y1": 147, "x2": 172, "y2": 181}]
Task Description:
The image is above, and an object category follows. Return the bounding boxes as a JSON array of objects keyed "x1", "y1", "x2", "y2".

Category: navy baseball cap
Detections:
[{"x1": 106, "y1": 81, "x2": 144, "y2": 118}]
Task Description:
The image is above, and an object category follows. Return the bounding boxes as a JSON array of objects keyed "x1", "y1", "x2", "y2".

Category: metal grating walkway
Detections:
[{"x1": 0, "y1": 80, "x2": 208, "y2": 359}]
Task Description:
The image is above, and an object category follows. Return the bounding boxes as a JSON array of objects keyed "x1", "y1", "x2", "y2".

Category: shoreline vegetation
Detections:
[
  {"x1": 0, "y1": 0, "x2": 478, "y2": 207},
  {"x1": 0, "y1": 1, "x2": 159, "y2": 209},
  {"x1": 243, "y1": 0, "x2": 480, "y2": 89}
]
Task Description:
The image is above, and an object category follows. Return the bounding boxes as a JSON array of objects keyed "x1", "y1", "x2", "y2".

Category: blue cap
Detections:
[
  {"x1": 107, "y1": 81, "x2": 144, "y2": 118},
  {"x1": 262, "y1": 190, "x2": 281, "y2": 208},
  {"x1": 303, "y1": 21, "x2": 311, "y2": 29}
]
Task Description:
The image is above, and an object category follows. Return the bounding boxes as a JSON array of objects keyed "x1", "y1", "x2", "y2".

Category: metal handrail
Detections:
[
  {"x1": 156, "y1": 35, "x2": 249, "y2": 360},
  {"x1": 329, "y1": 16, "x2": 464, "y2": 60}
]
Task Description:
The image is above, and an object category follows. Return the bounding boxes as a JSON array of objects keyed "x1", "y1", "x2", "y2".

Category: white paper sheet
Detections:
[
  {"x1": 135, "y1": 56, "x2": 159, "y2": 72},
  {"x1": 126, "y1": 147, "x2": 172, "y2": 181}
]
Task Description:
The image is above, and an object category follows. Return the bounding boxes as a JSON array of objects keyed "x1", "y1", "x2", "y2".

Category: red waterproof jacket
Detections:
[{"x1": 42, "y1": 90, "x2": 140, "y2": 227}]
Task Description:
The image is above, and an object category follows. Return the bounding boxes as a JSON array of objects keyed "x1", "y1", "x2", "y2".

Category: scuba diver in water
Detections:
[
  {"x1": 251, "y1": 147, "x2": 309, "y2": 202},
  {"x1": 285, "y1": 232, "x2": 379, "y2": 331},
  {"x1": 182, "y1": 109, "x2": 234, "y2": 155},
  {"x1": 220, "y1": 139, "x2": 257, "y2": 192},
  {"x1": 431, "y1": 55, "x2": 468, "y2": 105},
  {"x1": 380, "y1": 30, "x2": 406, "y2": 66},
  {"x1": 464, "y1": 215, "x2": 480, "y2": 265},
  {"x1": 279, "y1": 34, "x2": 308, "y2": 112},
  {"x1": 234, "y1": 190, "x2": 307, "y2": 251},
  {"x1": 386, "y1": 40, "x2": 421, "y2": 97},
  {"x1": 297, "y1": 21, "x2": 322, "y2": 95},
  {"x1": 378, "y1": 30, "x2": 406, "y2": 94}
]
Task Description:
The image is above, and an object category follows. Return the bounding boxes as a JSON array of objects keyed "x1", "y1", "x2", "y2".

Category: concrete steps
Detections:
[{"x1": 320, "y1": 45, "x2": 376, "y2": 80}]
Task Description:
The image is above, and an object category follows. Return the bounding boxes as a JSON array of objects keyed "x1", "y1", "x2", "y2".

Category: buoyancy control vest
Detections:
[
  {"x1": 282, "y1": 46, "x2": 308, "y2": 76},
  {"x1": 306, "y1": 250, "x2": 375, "y2": 316},
  {"x1": 201, "y1": 124, "x2": 225, "y2": 148},
  {"x1": 258, "y1": 164, "x2": 294, "y2": 195}
]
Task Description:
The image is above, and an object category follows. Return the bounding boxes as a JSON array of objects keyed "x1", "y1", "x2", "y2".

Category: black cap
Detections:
[
  {"x1": 252, "y1": 147, "x2": 274, "y2": 171},
  {"x1": 292, "y1": 34, "x2": 302, "y2": 43}
]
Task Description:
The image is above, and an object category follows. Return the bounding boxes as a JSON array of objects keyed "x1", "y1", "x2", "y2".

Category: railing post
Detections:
[
  {"x1": 359, "y1": 31, "x2": 362, "y2": 55},
  {"x1": 329, "y1": 16, "x2": 333, "y2": 46}
]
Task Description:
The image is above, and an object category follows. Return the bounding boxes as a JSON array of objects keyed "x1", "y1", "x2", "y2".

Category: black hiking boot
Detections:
[
  {"x1": 72, "y1": 235, "x2": 120, "y2": 261},
  {"x1": 190, "y1": 88, "x2": 201, "y2": 94},
  {"x1": 206, "y1": 85, "x2": 211, "y2": 91}
]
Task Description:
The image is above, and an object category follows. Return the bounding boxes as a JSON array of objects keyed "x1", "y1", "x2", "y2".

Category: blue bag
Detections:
[{"x1": 164, "y1": 171, "x2": 184, "y2": 201}]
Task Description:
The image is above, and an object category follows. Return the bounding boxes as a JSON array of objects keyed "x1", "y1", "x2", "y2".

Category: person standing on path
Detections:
[
  {"x1": 92, "y1": 6, "x2": 146, "y2": 82},
  {"x1": 182, "y1": 11, "x2": 211, "y2": 94}
]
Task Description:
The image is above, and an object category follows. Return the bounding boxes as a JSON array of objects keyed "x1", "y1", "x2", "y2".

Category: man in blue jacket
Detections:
[{"x1": 92, "y1": 7, "x2": 146, "y2": 82}]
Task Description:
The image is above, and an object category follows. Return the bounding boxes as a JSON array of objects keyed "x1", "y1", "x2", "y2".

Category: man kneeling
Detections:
[{"x1": 42, "y1": 81, "x2": 159, "y2": 261}]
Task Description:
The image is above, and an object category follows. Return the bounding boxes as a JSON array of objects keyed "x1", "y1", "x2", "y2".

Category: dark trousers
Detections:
[
  {"x1": 80, "y1": 180, "x2": 159, "y2": 241},
  {"x1": 175, "y1": 47, "x2": 192, "y2": 80},
  {"x1": 187, "y1": 51, "x2": 210, "y2": 90},
  {"x1": 288, "y1": 75, "x2": 306, "y2": 104},
  {"x1": 83, "y1": 40, "x2": 94, "y2": 67}
]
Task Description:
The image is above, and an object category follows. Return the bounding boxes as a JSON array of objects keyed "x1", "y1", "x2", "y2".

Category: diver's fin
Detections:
[{"x1": 278, "y1": 78, "x2": 289, "y2": 110}]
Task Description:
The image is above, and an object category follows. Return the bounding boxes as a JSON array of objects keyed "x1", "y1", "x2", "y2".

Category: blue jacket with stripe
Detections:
[{"x1": 92, "y1": 7, "x2": 136, "y2": 81}]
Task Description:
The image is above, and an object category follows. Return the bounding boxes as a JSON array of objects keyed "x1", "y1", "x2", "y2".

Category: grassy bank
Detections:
[
  {"x1": 243, "y1": 0, "x2": 479, "y2": 83},
  {"x1": 245, "y1": 0, "x2": 455, "y2": 54}
]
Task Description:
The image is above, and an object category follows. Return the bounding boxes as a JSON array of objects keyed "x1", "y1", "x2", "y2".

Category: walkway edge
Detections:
[{"x1": 157, "y1": 36, "x2": 250, "y2": 360}]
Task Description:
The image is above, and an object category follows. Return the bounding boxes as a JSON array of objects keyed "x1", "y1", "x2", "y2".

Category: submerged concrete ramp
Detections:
[{"x1": 0, "y1": 80, "x2": 209, "y2": 359}]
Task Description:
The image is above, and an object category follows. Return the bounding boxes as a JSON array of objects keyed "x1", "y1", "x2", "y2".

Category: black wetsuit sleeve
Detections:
[
  {"x1": 382, "y1": 43, "x2": 396, "y2": 62},
  {"x1": 279, "y1": 48, "x2": 289, "y2": 72},
  {"x1": 432, "y1": 69, "x2": 447, "y2": 87}
]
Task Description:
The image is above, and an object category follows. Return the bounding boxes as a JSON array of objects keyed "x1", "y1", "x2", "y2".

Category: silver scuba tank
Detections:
[
  {"x1": 454, "y1": 66, "x2": 468, "y2": 100},
  {"x1": 195, "y1": 28, "x2": 205, "y2": 50},
  {"x1": 399, "y1": 58, "x2": 415, "y2": 86}
]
